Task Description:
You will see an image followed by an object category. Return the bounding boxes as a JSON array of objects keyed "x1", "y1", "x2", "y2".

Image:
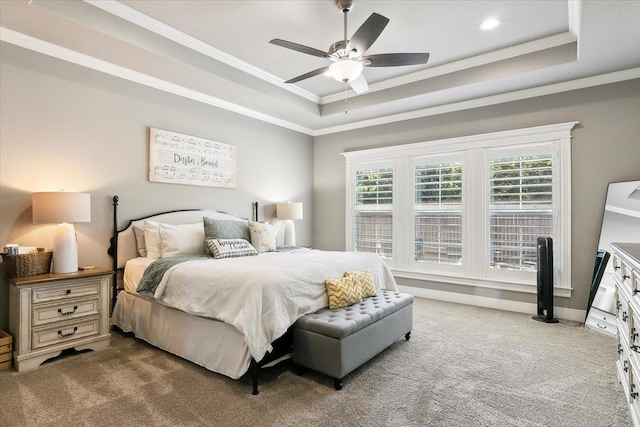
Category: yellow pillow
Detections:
[
  {"x1": 345, "y1": 270, "x2": 377, "y2": 298},
  {"x1": 326, "y1": 276, "x2": 362, "y2": 310}
]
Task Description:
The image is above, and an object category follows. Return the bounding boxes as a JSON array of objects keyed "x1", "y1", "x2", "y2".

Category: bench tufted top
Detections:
[{"x1": 294, "y1": 290, "x2": 413, "y2": 339}]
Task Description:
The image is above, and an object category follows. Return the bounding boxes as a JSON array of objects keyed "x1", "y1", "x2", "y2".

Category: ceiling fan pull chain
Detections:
[{"x1": 344, "y1": 82, "x2": 348, "y2": 114}]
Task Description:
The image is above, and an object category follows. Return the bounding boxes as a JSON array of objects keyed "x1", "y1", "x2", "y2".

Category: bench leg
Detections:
[
  {"x1": 405, "y1": 332, "x2": 411, "y2": 341},
  {"x1": 334, "y1": 378, "x2": 343, "y2": 390},
  {"x1": 292, "y1": 363, "x2": 306, "y2": 376}
]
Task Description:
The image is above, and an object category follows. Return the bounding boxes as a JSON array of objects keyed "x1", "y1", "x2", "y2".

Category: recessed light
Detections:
[{"x1": 480, "y1": 17, "x2": 501, "y2": 31}]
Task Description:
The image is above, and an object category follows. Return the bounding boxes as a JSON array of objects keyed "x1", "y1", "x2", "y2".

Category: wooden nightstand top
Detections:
[{"x1": 7, "y1": 267, "x2": 112, "y2": 286}]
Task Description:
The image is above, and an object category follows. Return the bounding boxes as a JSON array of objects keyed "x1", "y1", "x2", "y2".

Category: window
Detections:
[
  {"x1": 351, "y1": 162, "x2": 394, "y2": 263},
  {"x1": 413, "y1": 156, "x2": 464, "y2": 269},
  {"x1": 343, "y1": 122, "x2": 576, "y2": 296},
  {"x1": 488, "y1": 153, "x2": 553, "y2": 271}
]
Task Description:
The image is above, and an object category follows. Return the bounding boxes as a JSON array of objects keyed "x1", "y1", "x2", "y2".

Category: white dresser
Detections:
[
  {"x1": 612, "y1": 243, "x2": 640, "y2": 426},
  {"x1": 8, "y1": 268, "x2": 111, "y2": 371}
]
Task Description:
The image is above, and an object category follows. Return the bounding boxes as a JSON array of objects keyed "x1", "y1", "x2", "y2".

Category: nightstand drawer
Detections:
[
  {"x1": 32, "y1": 279, "x2": 101, "y2": 304},
  {"x1": 32, "y1": 297, "x2": 100, "y2": 327},
  {"x1": 31, "y1": 317, "x2": 100, "y2": 350}
]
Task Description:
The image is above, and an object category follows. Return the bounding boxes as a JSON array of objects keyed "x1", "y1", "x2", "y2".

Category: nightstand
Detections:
[{"x1": 8, "y1": 267, "x2": 111, "y2": 371}]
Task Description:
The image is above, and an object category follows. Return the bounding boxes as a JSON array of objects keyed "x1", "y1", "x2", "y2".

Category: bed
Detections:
[{"x1": 108, "y1": 196, "x2": 398, "y2": 394}]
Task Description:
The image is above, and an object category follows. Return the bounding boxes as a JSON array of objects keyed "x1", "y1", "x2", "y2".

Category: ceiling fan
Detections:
[{"x1": 270, "y1": 0, "x2": 430, "y2": 94}]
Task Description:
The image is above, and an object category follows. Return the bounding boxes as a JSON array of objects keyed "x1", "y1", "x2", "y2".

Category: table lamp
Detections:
[
  {"x1": 276, "y1": 202, "x2": 303, "y2": 247},
  {"x1": 32, "y1": 192, "x2": 91, "y2": 273}
]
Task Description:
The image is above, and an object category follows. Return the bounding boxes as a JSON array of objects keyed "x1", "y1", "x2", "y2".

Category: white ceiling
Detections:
[{"x1": 1, "y1": 0, "x2": 639, "y2": 135}]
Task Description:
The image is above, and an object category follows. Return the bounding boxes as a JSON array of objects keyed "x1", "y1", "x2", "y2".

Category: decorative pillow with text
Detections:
[{"x1": 206, "y1": 238, "x2": 258, "y2": 259}]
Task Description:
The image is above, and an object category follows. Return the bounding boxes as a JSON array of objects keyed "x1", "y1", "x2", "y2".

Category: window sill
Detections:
[{"x1": 391, "y1": 269, "x2": 573, "y2": 298}]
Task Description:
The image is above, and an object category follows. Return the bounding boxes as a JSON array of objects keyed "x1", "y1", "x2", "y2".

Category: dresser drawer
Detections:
[
  {"x1": 630, "y1": 366, "x2": 640, "y2": 419},
  {"x1": 621, "y1": 260, "x2": 635, "y2": 288},
  {"x1": 31, "y1": 316, "x2": 100, "y2": 350},
  {"x1": 618, "y1": 291, "x2": 631, "y2": 332},
  {"x1": 32, "y1": 296, "x2": 100, "y2": 327},
  {"x1": 32, "y1": 279, "x2": 102, "y2": 304},
  {"x1": 633, "y1": 268, "x2": 640, "y2": 298}
]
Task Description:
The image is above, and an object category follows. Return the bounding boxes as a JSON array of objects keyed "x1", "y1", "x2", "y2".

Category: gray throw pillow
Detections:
[{"x1": 203, "y1": 217, "x2": 250, "y2": 254}]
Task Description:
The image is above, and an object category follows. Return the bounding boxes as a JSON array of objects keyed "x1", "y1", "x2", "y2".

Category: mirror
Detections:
[{"x1": 586, "y1": 180, "x2": 640, "y2": 330}]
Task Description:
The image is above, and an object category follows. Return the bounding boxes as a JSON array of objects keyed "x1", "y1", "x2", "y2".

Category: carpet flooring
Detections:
[{"x1": 0, "y1": 297, "x2": 632, "y2": 426}]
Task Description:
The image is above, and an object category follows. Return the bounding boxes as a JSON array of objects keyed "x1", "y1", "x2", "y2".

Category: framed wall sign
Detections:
[{"x1": 149, "y1": 128, "x2": 236, "y2": 188}]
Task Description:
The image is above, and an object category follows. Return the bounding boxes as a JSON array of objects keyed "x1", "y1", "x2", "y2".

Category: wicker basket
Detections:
[{"x1": 1, "y1": 251, "x2": 52, "y2": 278}]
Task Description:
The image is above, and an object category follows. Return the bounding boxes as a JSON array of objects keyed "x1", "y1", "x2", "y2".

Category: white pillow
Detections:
[
  {"x1": 132, "y1": 221, "x2": 147, "y2": 257},
  {"x1": 206, "y1": 238, "x2": 258, "y2": 259},
  {"x1": 143, "y1": 220, "x2": 162, "y2": 259},
  {"x1": 249, "y1": 221, "x2": 278, "y2": 253},
  {"x1": 158, "y1": 222, "x2": 205, "y2": 257}
]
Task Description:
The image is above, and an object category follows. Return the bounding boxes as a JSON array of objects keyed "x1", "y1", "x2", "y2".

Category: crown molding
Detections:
[
  {"x1": 313, "y1": 68, "x2": 640, "y2": 136},
  {"x1": 2, "y1": 26, "x2": 638, "y2": 139},
  {"x1": 321, "y1": 32, "x2": 577, "y2": 105},
  {"x1": 0, "y1": 27, "x2": 314, "y2": 136},
  {"x1": 82, "y1": 0, "x2": 322, "y2": 104}
]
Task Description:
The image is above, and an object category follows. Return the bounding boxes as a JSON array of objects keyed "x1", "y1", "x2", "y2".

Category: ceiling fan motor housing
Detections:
[{"x1": 336, "y1": 0, "x2": 354, "y2": 13}]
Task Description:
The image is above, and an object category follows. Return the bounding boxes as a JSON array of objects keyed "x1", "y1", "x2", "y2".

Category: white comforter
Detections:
[{"x1": 146, "y1": 249, "x2": 397, "y2": 362}]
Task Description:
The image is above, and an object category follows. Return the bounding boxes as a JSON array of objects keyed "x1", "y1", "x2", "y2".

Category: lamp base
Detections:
[
  {"x1": 283, "y1": 220, "x2": 297, "y2": 247},
  {"x1": 52, "y1": 223, "x2": 79, "y2": 274}
]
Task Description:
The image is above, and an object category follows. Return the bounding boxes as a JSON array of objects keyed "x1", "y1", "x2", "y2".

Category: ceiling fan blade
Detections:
[
  {"x1": 269, "y1": 39, "x2": 329, "y2": 59},
  {"x1": 348, "y1": 73, "x2": 369, "y2": 94},
  {"x1": 346, "y1": 13, "x2": 389, "y2": 56},
  {"x1": 284, "y1": 66, "x2": 330, "y2": 84},
  {"x1": 364, "y1": 53, "x2": 430, "y2": 67}
]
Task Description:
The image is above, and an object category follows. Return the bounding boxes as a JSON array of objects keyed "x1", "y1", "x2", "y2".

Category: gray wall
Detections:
[
  {"x1": 313, "y1": 79, "x2": 640, "y2": 311},
  {"x1": 0, "y1": 47, "x2": 313, "y2": 331}
]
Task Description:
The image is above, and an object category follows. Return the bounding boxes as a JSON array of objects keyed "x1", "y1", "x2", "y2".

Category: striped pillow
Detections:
[
  {"x1": 345, "y1": 270, "x2": 377, "y2": 298},
  {"x1": 325, "y1": 276, "x2": 362, "y2": 310},
  {"x1": 206, "y1": 238, "x2": 258, "y2": 259}
]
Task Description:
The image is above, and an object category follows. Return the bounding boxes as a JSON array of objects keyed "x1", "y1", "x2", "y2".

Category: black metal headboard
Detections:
[{"x1": 107, "y1": 195, "x2": 259, "y2": 311}]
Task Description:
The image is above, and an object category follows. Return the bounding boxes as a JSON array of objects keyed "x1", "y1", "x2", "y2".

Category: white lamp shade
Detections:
[
  {"x1": 32, "y1": 192, "x2": 91, "y2": 273},
  {"x1": 277, "y1": 202, "x2": 303, "y2": 220},
  {"x1": 32, "y1": 192, "x2": 91, "y2": 224},
  {"x1": 329, "y1": 60, "x2": 363, "y2": 83}
]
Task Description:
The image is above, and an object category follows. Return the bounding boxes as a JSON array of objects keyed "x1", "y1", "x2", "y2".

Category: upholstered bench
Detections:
[{"x1": 292, "y1": 289, "x2": 413, "y2": 390}]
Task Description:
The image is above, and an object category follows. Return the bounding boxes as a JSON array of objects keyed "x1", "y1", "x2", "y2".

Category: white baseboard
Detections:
[{"x1": 398, "y1": 285, "x2": 586, "y2": 323}]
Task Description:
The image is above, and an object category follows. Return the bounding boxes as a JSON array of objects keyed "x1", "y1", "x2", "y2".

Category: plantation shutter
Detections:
[
  {"x1": 488, "y1": 153, "x2": 553, "y2": 271},
  {"x1": 354, "y1": 166, "x2": 393, "y2": 259},
  {"x1": 413, "y1": 157, "x2": 463, "y2": 265}
]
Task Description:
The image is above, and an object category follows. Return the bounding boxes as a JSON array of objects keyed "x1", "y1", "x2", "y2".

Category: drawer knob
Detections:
[
  {"x1": 619, "y1": 344, "x2": 624, "y2": 354},
  {"x1": 65, "y1": 289, "x2": 71, "y2": 295},
  {"x1": 625, "y1": 360, "x2": 629, "y2": 372},
  {"x1": 624, "y1": 275, "x2": 630, "y2": 280},
  {"x1": 623, "y1": 311, "x2": 629, "y2": 322},
  {"x1": 57, "y1": 327, "x2": 78, "y2": 338},
  {"x1": 57, "y1": 306, "x2": 78, "y2": 316},
  {"x1": 632, "y1": 392, "x2": 639, "y2": 400},
  {"x1": 631, "y1": 345, "x2": 640, "y2": 353}
]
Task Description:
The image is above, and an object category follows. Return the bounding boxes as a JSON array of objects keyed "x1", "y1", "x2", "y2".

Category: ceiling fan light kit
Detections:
[
  {"x1": 329, "y1": 59, "x2": 363, "y2": 83},
  {"x1": 269, "y1": 0, "x2": 430, "y2": 95}
]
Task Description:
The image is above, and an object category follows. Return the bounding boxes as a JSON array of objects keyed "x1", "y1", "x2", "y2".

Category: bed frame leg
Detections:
[
  {"x1": 405, "y1": 332, "x2": 411, "y2": 341},
  {"x1": 334, "y1": 378, "x2": 343, "y2": 390},
  {"x1": 251, "y1": 358, "x2": 259, "y2": 395}
]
